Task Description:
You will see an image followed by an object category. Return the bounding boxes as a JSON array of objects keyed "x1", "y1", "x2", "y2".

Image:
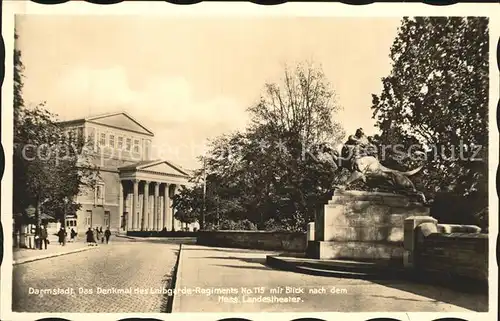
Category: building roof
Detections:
[
  {"x1": 59, "y1": 111, "x2": 154, "y2": 136},
  {"x1": 119, "y1": 159, "x2": 192, "y2": 177}
]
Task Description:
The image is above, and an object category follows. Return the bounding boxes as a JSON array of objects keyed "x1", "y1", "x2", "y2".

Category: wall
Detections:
[
  {"x1": 416, "y1": 232, "x2": 488, "y2": 281},
  {"x1": 404, "y1": 216, "x2": 488, "y2": 283},
  {"x1": 196, "y1": 230, "x2": 307, "y2": 252}
]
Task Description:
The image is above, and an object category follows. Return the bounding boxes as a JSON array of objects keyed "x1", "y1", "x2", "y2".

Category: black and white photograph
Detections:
[{"x1": 1, "y1": 2, "x2": 497, "y2": 320}]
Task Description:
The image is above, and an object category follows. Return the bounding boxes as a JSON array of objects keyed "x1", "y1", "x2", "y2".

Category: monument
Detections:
[
  {"x1": 307, "y1": 129, "x2": 430, "y2": 262},
  {"x1": 307, "y1": 190, "x2": 429, "y2": 261}
]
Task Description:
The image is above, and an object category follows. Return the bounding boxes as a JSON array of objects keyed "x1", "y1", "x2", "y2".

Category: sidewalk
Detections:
[
  {"x1": 172, "y1": 244, "x2": 488, "y2": 313},
  {"x1": 115, "y1": 234, "x2": 196, "y2": 244},
  {"x1": 13, "y1": 240, "x2": 97, "y2": 265}
]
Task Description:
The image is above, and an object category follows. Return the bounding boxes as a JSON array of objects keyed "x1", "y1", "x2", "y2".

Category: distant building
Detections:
[{"x1": 60, "y1": 112, "x2": 193, "y2": 233}]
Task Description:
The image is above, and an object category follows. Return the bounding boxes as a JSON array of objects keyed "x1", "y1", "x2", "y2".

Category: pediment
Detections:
[
  {"x1": 141, "y1": 161, "x2": 189, "y2": 177},
  {"x1": 87, "y1": 112, "x2": 154, "y2": 136}
]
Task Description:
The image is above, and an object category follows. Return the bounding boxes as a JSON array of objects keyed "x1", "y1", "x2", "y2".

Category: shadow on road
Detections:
[
  {"x1": 211, "y1": 264, "x2": 275, "y2": 271},
  {"x1": 184, "y1": 246, "x2": 278, "y2": 254},
  {"x1": 200, "y1": 255, "x2": 266, "y2": 263},
  {"x1": 371, "y1": 279, "x2": 488, "y2": 312}
]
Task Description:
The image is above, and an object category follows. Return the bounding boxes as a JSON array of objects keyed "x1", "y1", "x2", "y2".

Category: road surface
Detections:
[{"x1": 12, "y1": 238, "x2": 179, "y2": 313}]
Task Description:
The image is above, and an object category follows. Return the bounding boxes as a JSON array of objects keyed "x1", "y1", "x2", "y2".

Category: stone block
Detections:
[
  {"x1": 437, "y1": 224, "x2": 482, "y2": 234},
  {"x1": 323, "y1": 226, "x2": 404, "y2": 243},
  {"x1": 307, "y1": 222, "x2": 315, "y2": 241},
  {"x1": 391, "y1": 206, "x2": 430, "y2": 217},
  {"x1": 403, "y1": 216, "x2": 437, "y2": 268},
  {"x1": 315, "y1": 191, "x2": 431, "y2": 262},
  {"x1": 381, "y1": 195, "x2": 411, "y2": 207},
  {"x1": 307, "y1": 241, "x2": 404, "y2": 260},
  {"x1": 403, "y1": 216, "x2": 437, "y2": 250},
  {"x1": 417, "y1": 222, "x2": 438, "y2": 237}
]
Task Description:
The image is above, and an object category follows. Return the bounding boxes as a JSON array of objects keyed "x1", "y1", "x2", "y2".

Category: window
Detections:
[
  {"x1": 76, "y1": 127, "x2": 84, "y2": 145},
  {"x1": 126, "y1": 138, "x2": 132, "y2": 151},
  {"x1": 104, "y1": 211, "x2": 110, "y2": 228},
  {"x1": 78, "y1": 127, "x2": 84, "y2": 140},
  {"x1": 95, "y1": 184, "x2": 105, "y2": 205},
  {"x1": 109, "y1": 134, "x2": 115, "y2": 148},
  {"x1": 85, "y1": 210, "x2": 92, "y2": 226},
  {"x1": 117, "y1": 137, "x2": 123, "y2": 150},
  {"x1": 99, "y1": 133, "x2": 106, "y2": 146},
  {"x1": 67, "y1": 129, "x2": 74, "y2": 144},
  {"x1": 87, "y1": 128, "x2": 95, "y2": 148},
  {"x1": 133, "y1": 139, "x2": 140, "y2": 153}
]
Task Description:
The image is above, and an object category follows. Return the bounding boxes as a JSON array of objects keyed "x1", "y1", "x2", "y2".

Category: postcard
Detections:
[{"x1": 1, "y1": 2, "x2": 497, "y2": 321}]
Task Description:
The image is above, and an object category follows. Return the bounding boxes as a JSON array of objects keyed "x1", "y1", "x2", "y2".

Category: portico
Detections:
[{"x1": 118, "y1": 160, "x2": 191, "y2": 231}]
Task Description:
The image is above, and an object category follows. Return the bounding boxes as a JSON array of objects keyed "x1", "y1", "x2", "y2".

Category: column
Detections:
[
  {"x1": 119, "y1": 181, "x2": 123, "y2": 231},
  {"x1": 126, "y1": 192, "x2": 132, "y2": 231},
  {"x1": 148, "y1": 184, "x2": 155, "y2": 230},
  {"x1": 163, "y1": 183, "x2": 170, "y2": 230},
  {"x1": 142, "y1": 181, "x2": 150, "y2": 231},
  {"x1": 149, "y1": 194, "x2": 154, "y2": 230},
  {"x1": 154, "y1": 182, "x2": 160, "y2": 231},
  {"x1": 132, "y1": 179, "x2": 139, "y2": 231}
]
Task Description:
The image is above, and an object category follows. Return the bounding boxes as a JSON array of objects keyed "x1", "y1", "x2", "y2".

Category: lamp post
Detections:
[
  {"x1": 62, "y1": 197, "x2": 69, "y2": 246},
  {"x1": 202, "y1": 156, "x2": 207, "y2": 230}
]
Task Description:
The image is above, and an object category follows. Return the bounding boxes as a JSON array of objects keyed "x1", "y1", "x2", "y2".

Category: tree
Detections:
[
  {"x1": 173, "y1": 186, "x2": 202, "y2": 225},
  {"x1": 13, "y1": 33, "x2": 99, "y2": 232},
  {"x1": 176, "y1": 63, "x2": 345, "y2": 231},
  {"x1": 371, "y1": 17, "x2": 488, "y2": 228}
]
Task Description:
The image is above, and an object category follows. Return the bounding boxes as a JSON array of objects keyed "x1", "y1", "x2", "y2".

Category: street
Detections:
[
  {"x1": 11, "y1": 238, "x2": 488, "y2": 313},
  {"x1": 173, "y1": 245, "x2": 488, "y2": 313},
  {"x1": 12, "y1": 238, "x2": 179, "y2": 313}
]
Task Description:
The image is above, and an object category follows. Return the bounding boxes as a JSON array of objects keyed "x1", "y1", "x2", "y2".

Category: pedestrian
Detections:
[
  {"x1": 99, "y1": 227, "x2": 105, "y2": 243},
  {"x1": 94, "y1": 228, "x2": 100, "y2": 246},
  {"x1": 70, "y1": 228, "x2": 77, "y2": 242},
  {"x1": 40, "y1": 225, "x2": 49, "y2": 250},
  {"x1": 104, "y1": 227, "x2": 111, "y2": 244},
  {"x1": 85, "y1": 227, "x2": 94, "y2": 246},
  {"x1": 57, "y1": 227, "x2": 67, "y2": 246}
]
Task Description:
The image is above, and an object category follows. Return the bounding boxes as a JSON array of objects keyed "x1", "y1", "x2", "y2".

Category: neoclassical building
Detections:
[{"x1": 60, "y1": 112, "x2": 193, "y2": 233}]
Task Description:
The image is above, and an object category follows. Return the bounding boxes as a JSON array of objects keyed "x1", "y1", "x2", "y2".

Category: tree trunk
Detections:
[{"x1": 35, "y1": 195, "x2": 42, "y2": 229}]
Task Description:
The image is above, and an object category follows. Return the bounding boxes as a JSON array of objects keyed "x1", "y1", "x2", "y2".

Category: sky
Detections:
[{"x1": 16, "y1": 15, "x2": 401, "y2": 170}]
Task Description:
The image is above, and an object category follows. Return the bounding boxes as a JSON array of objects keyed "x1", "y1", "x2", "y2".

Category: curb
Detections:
[
  {"x1": 115, "y1": 235, "x2": 136, "y2": 240},
  {"x1": 170, "y1": 243, "x2": 184, "y2": 313},
  {"x1": 13, "y1": 246, "x2": 98, "y2": 265},
  {"x1": 265, "y1": 255, "x2": 407, "y2": 280}
]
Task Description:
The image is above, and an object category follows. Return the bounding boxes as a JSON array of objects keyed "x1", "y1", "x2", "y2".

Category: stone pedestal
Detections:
[{"x1": 307, "y1": 190, "x2": 430, "y2": 261}]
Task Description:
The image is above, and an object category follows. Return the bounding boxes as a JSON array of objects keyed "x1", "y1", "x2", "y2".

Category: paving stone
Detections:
[{"x1": 12, "y1": 241, "x2": 179, "y2": 313}]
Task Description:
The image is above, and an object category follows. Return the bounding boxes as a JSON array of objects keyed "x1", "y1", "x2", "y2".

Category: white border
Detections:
[{"x1": 2, "y1": 2, "x2": 498, "y2": 321}]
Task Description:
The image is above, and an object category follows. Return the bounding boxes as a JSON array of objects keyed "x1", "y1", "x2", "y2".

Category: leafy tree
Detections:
[
  {"x1": 173, "y1": 186, "x2": 202, "y2": 225},
  {"x1": 371, "y1": 17, "x2": 488, "y2": 228},
  {"x1": 13, "y1": 32, "x2": 99, "y2": 232},
  {"x1": 175, "y1": 63, "x2": 345, "y2": 231}
]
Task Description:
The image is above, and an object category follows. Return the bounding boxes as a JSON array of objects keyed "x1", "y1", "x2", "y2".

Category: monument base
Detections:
[{"x1": 308, "y1": 190, "x2": 429, "y2": 261}]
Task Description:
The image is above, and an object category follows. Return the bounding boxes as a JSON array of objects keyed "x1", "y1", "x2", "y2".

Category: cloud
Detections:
[
  {"x1": 57, "y1": 66, "x2": 136, "y2": 108},
  {"x1": 54, "y1": 66, "x2": 249, "y2": 168},
  {"x1": 57, "y1": 66, "x2": 247, "y2": 126}
]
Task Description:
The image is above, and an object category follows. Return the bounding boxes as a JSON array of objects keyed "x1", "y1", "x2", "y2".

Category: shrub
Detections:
[{"x1": 217, "y1": 219, "x2": 258, "y2": 231}]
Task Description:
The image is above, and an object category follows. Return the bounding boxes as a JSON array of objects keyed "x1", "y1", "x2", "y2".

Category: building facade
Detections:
[{"x1": 60, "y1": 112, "x2": 193, "y2": 234}]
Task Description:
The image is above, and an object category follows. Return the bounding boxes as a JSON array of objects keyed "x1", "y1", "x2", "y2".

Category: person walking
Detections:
[
  {"x1": 40, "y1": 225, "x2": 49, "y2": 250},
  {"x1": 86, "y1": 227, "x2": 94, "y2": 246},
  {"x1": 104, "y1": 227, "x2": 111, "y2": 244},
  {"x1": 99, "y1": 227, "x2": 105, "y2": 243},
  {"x1": 94, "y1": 228, "x2": 100, "y2": 246},
  {"x1": 57, "y1": 227, "x2": 67, "y2": 246},
  {"x1": 70, "y1": 228, "x2": 77, "y2": 243}
]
